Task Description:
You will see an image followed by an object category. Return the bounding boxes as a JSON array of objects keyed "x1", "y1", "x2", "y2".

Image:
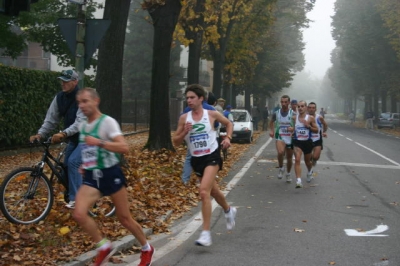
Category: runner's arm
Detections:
[
  {"x1": 173, "y1": 114, "x2": 189, "y2": 146},
  {"x1": 269, "y1": 113, "x2": 276, "y2": 136},
  {"x1": 308, "y1": 116, "x2": 319, "y2": 133},
  {"x1": 320, "y1": 116, "x2": 328, "y2": 137}
]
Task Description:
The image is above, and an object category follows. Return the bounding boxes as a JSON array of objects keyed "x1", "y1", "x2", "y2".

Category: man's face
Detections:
[
  {"x1": 61, "y1": 80, "x2": 78, "y2": 93},
  {"x1": 218, "y1": 101, "x2": 225, "y2": 107},
  {"x1": 291, "y1": 102, "x2": 298, "y2": 111},
  {"x1": 297, "y1": 102, "x2": 307, "y2": 114},
  {"x1": 186, "y1": 91, "x2": 203, "y2": 109},
  {"x1": 308, "y1": 104, "x2": 316, "y2": 115},
  {"x1": 77, "y1": 91, "x2": 99, "y2": 117},
  {"x1": 280, "y1": 97, "x2": 290, "y2": 110}
]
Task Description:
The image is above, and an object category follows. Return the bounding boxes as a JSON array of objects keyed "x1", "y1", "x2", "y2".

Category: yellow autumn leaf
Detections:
[{"x1": 59, "y1": 226, "x2": 70, "y2": 235}]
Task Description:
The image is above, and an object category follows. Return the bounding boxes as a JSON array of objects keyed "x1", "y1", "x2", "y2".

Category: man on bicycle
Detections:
[
  {"x1": 30, "y1": 69, "x2": 84, "y2": 209},
  {"x1": 73, "y1": 88, "x2": 154, "y2": 266}
]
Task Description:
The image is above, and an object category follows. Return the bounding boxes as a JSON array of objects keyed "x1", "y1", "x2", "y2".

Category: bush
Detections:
[{"x1": 0, "y1": 65, "x2": 93, "y2": 149}]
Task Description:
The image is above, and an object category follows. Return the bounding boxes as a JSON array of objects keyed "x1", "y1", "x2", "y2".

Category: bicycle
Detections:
[{"x1": 0, "y1": 137, "x2": 115, "y2": 225}]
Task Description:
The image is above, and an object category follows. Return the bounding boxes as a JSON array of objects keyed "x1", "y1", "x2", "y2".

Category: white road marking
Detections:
[
  {"x1": 338, "y1": 133, "x2": 344, "y2": 137},
  {"x1": 344, "y1": 225, "x2": 388, "y2": 237},
  {"x1": 127, "y1": 138, "x2": 273, "y2": 265},
  {"x1": 346, "y1": 137, "x2": 353, "y2": 141},
  {"x1": 257, "y1": 159, "x2": 400, "y2": 170},
  {"x1": 354, "y1": 142, "x2": 400, "y2": 166}
]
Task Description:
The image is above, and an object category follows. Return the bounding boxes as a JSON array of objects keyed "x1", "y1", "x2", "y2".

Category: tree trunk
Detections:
[
  {"x1": 95, "y1": 0, "x2": 131, "y2": 123},
  {"x1": 212, "y1": 51, "x2": 223, "y2": 98},
  {"x1": 186, "y1": 0, "x2": 205, "y2": 85},
  {"x1": 145, "y1": 0, "x2": 182, "y2": 151}
]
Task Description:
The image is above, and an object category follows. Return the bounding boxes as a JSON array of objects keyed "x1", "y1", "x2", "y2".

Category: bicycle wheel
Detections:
[
  {"x1": 0, "y1": 167, "x2": 54, "y2": 224},
  {"x1": 88, "y1": 196, "x2": 116, "y2": 217}
]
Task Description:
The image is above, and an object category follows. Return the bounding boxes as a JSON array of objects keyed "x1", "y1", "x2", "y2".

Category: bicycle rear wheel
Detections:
[
  {"x1": 89, "y1": 196, "x2": 116, "y2": 217},
  {"x1": 0, "y1": 167, "x2": 54, "y2": 224}
]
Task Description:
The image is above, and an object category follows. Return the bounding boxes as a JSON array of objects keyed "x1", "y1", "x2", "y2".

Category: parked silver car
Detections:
[
  {"x1": 377, "y1": 112, "x2": 400, "y2": 129},
  {"x1": 231, "y1": 109, "x2": 253, "y2": 143}
]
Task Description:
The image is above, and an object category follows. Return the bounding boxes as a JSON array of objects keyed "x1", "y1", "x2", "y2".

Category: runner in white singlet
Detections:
[
  {"x1": 173, "y1": 84, "x2": 237, "y2": 247},
  {"x1": 269, "y1": 95, "x2": 294, "y2": 183},
  {"x1": 307, "y1": 102, "x2": 328, "y2": 167},
  {"x1": 288, "y1": 100, "x2": 318, "y2": 188}
]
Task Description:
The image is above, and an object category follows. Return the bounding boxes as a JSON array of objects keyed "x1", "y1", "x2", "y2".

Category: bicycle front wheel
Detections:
[
  {"x1": 89, "y1": 196, "x2": 116, "y2": 218},
  {"x1": 0, "y1": 167, "x2": 54, "y2": 224}
]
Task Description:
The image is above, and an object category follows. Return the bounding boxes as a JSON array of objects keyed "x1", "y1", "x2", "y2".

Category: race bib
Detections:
[
  {"x1": 82, "y1": 144, "x2": 98, "y2": 168},
  {"x1": 189, "y1": 133, "x2": 211, "y2": 156},
  {"x1": 296, "y1": 127, "x2": 310, "y2": 140}
]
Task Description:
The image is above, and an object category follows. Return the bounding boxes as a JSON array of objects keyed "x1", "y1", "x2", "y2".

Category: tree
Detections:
[
  {"x1": 377, "y1": 0, "x2": 400, "y2": 61},
  {"x1": 95, "y1": 0, "x2": 131, "y2": 124},
  {"x1": 3, "y1": 0, "x2": 100, "y2": 66},
  {"x1": 331, "y1": 0, "x2": 400, "y2": 114},
  {"x1": 178, "y1": 0, "x2": 206, "y2": 85},
  {"x1": 142, "y1": 0, "x2": 182, "y2": 150}
]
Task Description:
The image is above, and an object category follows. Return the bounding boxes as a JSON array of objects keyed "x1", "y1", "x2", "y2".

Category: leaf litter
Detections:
[{"x1": 0, "y1": 131, "x2": 260, "y2": 265}]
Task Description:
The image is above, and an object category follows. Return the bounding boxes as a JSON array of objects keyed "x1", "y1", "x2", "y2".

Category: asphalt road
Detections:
[{"x1": 110, "y1": 115, "x2": 400, "y2": 266}]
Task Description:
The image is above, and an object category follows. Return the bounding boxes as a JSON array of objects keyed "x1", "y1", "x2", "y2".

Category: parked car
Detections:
[
  {"x1": 377, "y1": 112, "x2": 400, "y2": 129},
  {"x1": 231, "y1": 109, "x2": 253, "y2": 143}
]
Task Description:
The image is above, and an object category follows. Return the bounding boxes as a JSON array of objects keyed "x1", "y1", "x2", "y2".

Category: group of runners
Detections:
[
  {"x1": 269, "y1": 95, "x2": 328, "y2": 188},
  {"x1": 30, "y1": 71, "x2": 329, "y2": 266}
]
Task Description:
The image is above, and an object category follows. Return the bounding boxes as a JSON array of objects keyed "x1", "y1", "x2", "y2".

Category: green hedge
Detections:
[{"x1": 0, "y1": 65, "x2": 94, "y2": 149}]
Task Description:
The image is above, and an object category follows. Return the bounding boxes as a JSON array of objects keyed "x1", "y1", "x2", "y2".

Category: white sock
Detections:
[
  {"x1": 297, "y1": 178, "x2": 302, "y2": 183},
  {"x1": 142, "y1": 242, "x2": 151, "y2": 251}
]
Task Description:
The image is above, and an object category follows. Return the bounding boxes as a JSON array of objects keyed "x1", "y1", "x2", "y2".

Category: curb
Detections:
[{"x1": 62, "y1": 210, "x2": 173, "y2": 266}]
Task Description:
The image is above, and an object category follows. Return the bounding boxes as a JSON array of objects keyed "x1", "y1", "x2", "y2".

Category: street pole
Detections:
[{"x1": 75, "y1": 0, "x2": 86, "y2": 88}]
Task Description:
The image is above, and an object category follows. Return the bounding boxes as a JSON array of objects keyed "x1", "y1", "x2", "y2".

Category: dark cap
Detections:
[
  {"x1": 58, "y1": 69, "x2": 79, "y2": 82},
  {"x1": 291, "y1": 99, "x2": 297, "y2": 104},
  {"x1": 226, "y1": 105, "x2": 232, "y2": 109}
]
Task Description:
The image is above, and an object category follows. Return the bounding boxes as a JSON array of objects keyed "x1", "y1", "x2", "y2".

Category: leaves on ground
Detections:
[{"x1": 0, "y1": 130, "x2": 260, "y2": 265}]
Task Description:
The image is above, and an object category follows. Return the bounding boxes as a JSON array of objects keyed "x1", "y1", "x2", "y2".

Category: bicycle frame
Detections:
[{"x1": 33, "y1": 141, "x2": 68, "y2": 190}]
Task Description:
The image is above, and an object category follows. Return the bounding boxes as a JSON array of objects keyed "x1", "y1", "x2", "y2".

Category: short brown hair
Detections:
[{"x1": 185, "y1": 84, "x2": 206, "y2": 100}]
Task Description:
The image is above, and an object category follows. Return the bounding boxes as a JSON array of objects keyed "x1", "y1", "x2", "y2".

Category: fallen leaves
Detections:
[{"x1": 0, "y1": 130, "x2": 260, "y2": 265}]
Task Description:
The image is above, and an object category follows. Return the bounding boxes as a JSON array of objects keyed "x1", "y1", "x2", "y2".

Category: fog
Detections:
[{"x1": 283, "y1": 0, "x2": 336, "y2": 108}]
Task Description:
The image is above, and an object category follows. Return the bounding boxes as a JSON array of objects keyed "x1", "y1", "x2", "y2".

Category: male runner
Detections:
[
  {"x1": 173, "y1": 84, "x2": 236, "y2": 247},
  {"x1": 269, "y1": 95, "x2": 294, "y2": 183},
  {"x1": 288, "y1": 100, "x2": 318, "y2": 188},
  {"x1": 73, "y1": 88, "x2": 154, "y2": 266},
  {"x1": 307, "y1": 102, "x2": 328, "y2": 167}
]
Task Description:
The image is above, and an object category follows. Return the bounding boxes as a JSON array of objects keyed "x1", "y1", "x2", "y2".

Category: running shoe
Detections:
[
  {"x1": 277, "y1": 167, "x2": 284, "y2": 179},
  {"x1": 195, "y1": 231, "x2": 212, "y2": 246},
  {"x1": 225, "y1": 207, "x2": 237, "y2": 230},
  {"x1": 285, "y1": 174, "x2": 292, "y2": 183},
  {"x1": 93, "y1": 242, "x2": 115, "y2": 266},
  {"x1": 138, "y1": 245, "x2": 155, "y2": 266},
  {"x1": 306, "y1": 171, "x2": 314, "y2": 183},
  {"x1": 65, "y1": 201, "x2": 75, "y2": 209},
  {"x1": 295, "y1": 181, "x2": 303, "y2": 189}
]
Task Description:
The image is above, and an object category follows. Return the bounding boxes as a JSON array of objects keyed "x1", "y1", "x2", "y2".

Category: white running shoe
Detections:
[
  {"x1": 307, "y1": 171, "x2": 314, "y2": 183},
  {"x1": 295, "y1": 180, "x2": 303, "y2": 188},
  {"x1": 285, "y1": 174, "x2": 292, "y2": 183},
  {"x1": 225, "y1": 207, "x2": 237, "y2": 230},
  {"x1": 277, "y1": 167, "x2": 284, "y2": 179},
  {"x1": 195, "y1": 231, "x2": 212, "y2": 246}
]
